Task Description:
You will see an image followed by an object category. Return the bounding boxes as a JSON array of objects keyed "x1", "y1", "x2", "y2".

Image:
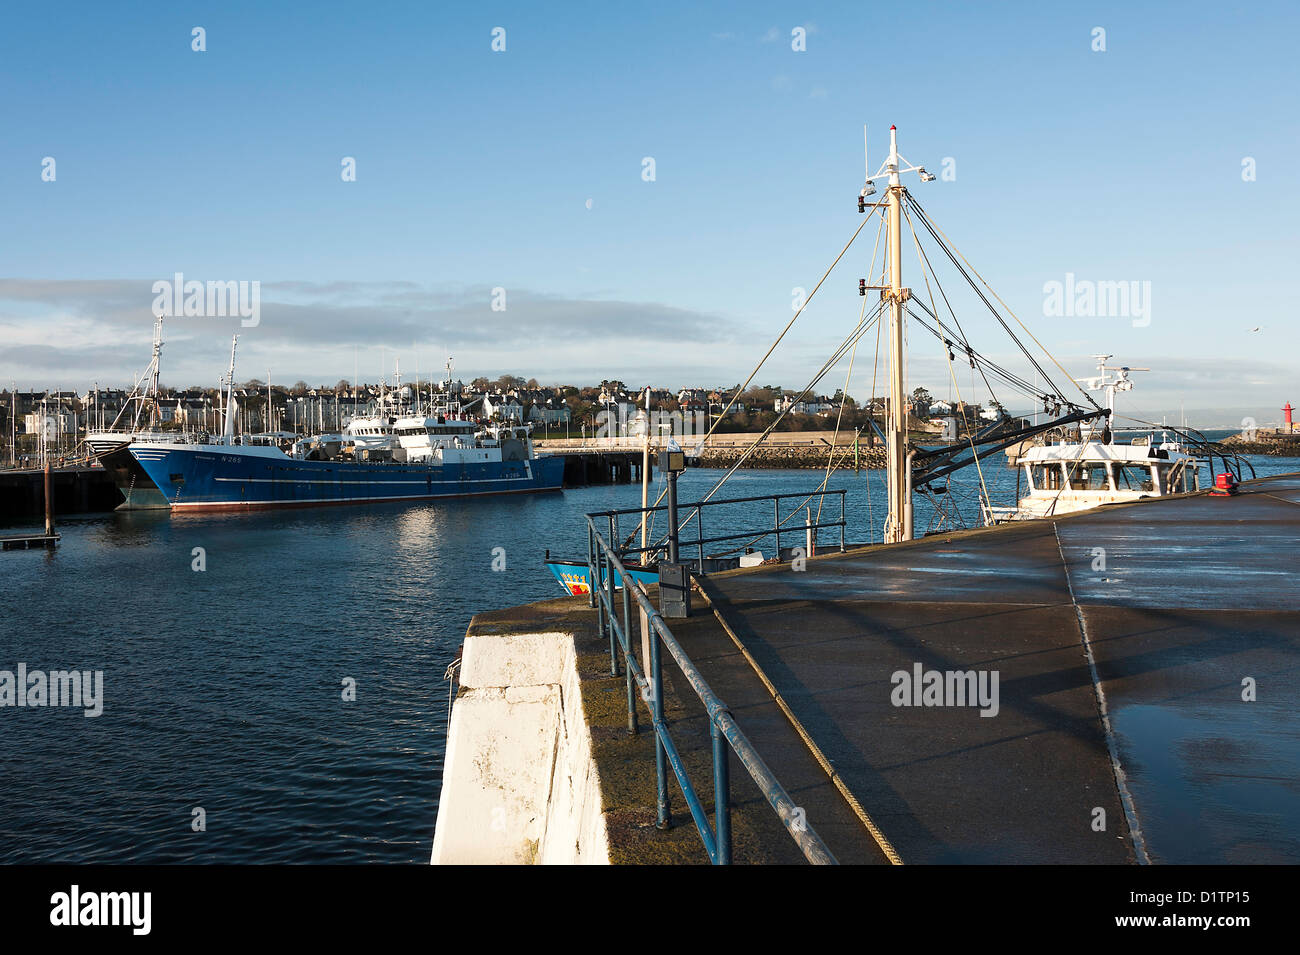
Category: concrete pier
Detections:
[{"x1": 433, "y1": 472, "x2": 1300, "y2": 864}]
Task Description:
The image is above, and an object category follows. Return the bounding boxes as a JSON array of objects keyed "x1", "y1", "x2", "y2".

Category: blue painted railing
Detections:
[
  {"x1": 586, "y1": 518, "x2": 837, "y2": 865},
  {"x1": 587, "y1": 489, "x2": 847, "y2": 572}
]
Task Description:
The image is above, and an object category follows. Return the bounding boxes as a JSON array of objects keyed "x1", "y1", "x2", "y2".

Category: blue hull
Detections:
[
  {"x1": 546, "y1": 559, "x2": 659, "y2": 596},
  {"x1": 129, "y1": 444, "x2": 565, "y2": 512}
]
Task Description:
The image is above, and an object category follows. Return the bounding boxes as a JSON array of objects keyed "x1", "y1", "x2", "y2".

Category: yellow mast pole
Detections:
[{"x1": 885, "y1": 125, "x2": 912, "y2": 542}]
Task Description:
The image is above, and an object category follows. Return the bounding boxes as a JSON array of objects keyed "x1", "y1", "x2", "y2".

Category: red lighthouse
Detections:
[{"x1": 1285, "y1": 402, "x2": 1294, "y2": 433}]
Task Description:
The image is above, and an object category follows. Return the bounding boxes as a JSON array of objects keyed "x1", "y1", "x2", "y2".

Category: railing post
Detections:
[
  {"x1": 697, "y1": 510, "x2": 705, "y2": 573},
  {"x1": 651, "y1": 617, "x2": 670, "y2": 830},
  {"x1": 606, "y1": 551, "x2": 619, "y2": 677},
  {"x1": 587, "y1": 522, "x2": 596, "y2": 608},
  {"x1": 622, "y1": 581, "x2": 637, "y2": 736},
  {"x1": 840, "y1": 491, "x2": 846, "y2": 552},
  {"x1": 665, "y1": 469, "x2": 679, "y2": 564},
  {"x1": 594, "y1": 551, "x2": 606, "y2": 644},
  {"x1": 774, "y1": 497, "x2": 781, "y2": 560},
  {"x1": 712, "y1": 720, "x2": 731, "y2": 864}
]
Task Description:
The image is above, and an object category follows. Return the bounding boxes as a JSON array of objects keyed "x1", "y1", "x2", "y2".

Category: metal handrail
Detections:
[
  {"x1": 586, "y1": 488, "x2": 848, "y2": 519},
  {"x1": 590, "y1": 489, "x2": 848, "y2": 572},
  {"x1": 586, "y1": 518, "x2": 838, "y2": 865}
]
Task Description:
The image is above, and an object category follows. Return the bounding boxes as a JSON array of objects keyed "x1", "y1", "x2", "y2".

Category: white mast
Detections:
[
  {"x1": 1085, "y1": 354, "x2": 1148, "y2": 426},
  {"x1": 134, "y1": 315, "x2": 165, "y2": 431},
  {"x1": 222, "y1": 335, "x2": 239, "y2": 444},
  {"x1": 149, "y1": 316, "x2": 162, "y2": 395},
  {"x1": 444, "y1": 356, "x2": 455, "y2": 418}
]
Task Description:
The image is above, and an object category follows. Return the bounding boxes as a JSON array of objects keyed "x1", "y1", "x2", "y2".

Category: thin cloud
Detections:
[{"x1": 0, "y1": 278, "x2": 738, "y2": 389}]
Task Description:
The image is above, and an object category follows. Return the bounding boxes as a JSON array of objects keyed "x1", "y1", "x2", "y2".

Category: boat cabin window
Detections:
[
  {"x1": 1069, "y1": 465, "x2": 1111, "y2": 491},
  {"x1": 1113, "y1": 463, "x2": 1156, "y2": 492},
  {"x1": 1030, "y1": 464, "x2": 1064, "y2": 491}
]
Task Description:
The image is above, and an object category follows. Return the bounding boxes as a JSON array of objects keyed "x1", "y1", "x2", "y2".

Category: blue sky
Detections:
[{"x1": 1, "y1": 0, "x2": 1296, "y2": 425}]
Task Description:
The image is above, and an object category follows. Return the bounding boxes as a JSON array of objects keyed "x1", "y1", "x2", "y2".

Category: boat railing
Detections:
[
  {"x1": 585, "y1": 518, "x2": 837, "y2": 865},
  {"x1": 586, "y1": 488, "x2": 848, "y2": 572}
]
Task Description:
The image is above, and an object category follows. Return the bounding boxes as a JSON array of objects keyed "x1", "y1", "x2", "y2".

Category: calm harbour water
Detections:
[{"x1": 1, "y1": 454, "x2": 1295, "y2": 863}]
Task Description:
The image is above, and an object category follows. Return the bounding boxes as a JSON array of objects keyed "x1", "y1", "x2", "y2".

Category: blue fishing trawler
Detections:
[
  {"x1": 131, "y1": 437, "x2": 565, "y2": 512},
  {"x1": 127, "y1": 341, "x2": 565, "y2": 512}
]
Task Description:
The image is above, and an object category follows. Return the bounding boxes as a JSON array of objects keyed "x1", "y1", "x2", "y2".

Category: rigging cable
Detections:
[
  {"x1": 624, "y1": 208, "x2": 885, "y2": 549},
  {"x1": 905, "y1": 195, "x2": 1102, "y2": 413},
  {"x1": 813, "y1": 212, "x2": 887, "y2": 527},
  {"x1": 903, "y1": 201, "x2": 994, "y2": 516}
]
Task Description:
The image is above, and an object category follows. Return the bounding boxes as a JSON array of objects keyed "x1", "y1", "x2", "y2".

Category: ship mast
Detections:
[
  {"x1": 1087, "y1": 354, "x2": 1148, "y2": 427},
  {"x1": 884, "y1": 127, "x2": 910, "y2": 542},
  {"x1": 865, "y1": 125, "x2": 935, "y2": 543},
  {"x1": 222, "y1": 334, "x2": 239, "y2": 444},
  {"x1": 133, "y1": 315, "x2": 165, "y2": 431}
]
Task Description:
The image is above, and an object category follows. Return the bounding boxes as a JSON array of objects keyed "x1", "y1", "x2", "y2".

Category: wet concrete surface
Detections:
[{"x1": 684, "y1": 472, "x2": 1300, "y2": 863}]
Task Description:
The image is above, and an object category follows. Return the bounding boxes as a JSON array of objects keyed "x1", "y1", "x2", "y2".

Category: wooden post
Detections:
[{"x1": 44, "y1": 458, "x2": 54, "y2": 537}]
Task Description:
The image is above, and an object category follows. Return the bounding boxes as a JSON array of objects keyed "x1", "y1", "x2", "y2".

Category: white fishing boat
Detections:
[
  {"x1": 985, "y1": 358, "x2": 1202, "y2": 523},
  {"x1": 85, "y1": 316, "x2": 201, "y2": 455},
  {"x1": 86, "y1": 316, "x2": 204, "y2": 509},
  {"x1": 555, "y1": 125, "x2": 1252, "y2": 567}
]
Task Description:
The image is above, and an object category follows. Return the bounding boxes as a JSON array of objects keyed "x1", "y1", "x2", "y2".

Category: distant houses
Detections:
[
  {"x1": 775, "y1": 393, "x2": 835, "y2": 416},
  {"x1": 482, "y1": 392, "x2": 524, "y2": 422},
  {"x1": 528, "y1": 396, "x2": 571, "y2": 428}
]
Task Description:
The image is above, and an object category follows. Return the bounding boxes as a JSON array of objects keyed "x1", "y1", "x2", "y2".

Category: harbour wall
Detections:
[
  {"x1": 1220, "y1": 436, "x2": 1300, "y2": 456},
  {"x1": 694, "y1": 444, "x2": 886, "y2": 470},
  {"x1": 431, "y1": 626, "x2": 609, "y2": 865},
  {"x1": 0, "y1": 466, "x2": 122, "y2": 519},
  {"x1": 539, "y1": 433, "x2": 891, "y2": 472}
]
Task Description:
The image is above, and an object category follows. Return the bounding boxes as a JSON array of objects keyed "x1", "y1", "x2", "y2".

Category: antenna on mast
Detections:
[
  {"x1": 863, "y1": 125, "x2": 870, "y2": 182},
  {"x1": 859, "y1": 126, "x2": 876, "y2": 210},
  {"x1": 1082, "y1": 354, "x2": 1149, "y2": 421}
]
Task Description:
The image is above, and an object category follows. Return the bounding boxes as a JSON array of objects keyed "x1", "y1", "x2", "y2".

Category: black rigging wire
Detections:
[
  {"x1": 906, "y1": 302, "x2": 1058, "y2": 406},
  {"x1": 904, "y1": 192, "x2": 1103, "y2": 413}
]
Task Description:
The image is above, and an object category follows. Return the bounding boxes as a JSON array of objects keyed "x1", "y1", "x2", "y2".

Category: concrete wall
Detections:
[{"x1": 431, "y1": 630, "x2": 609, "y2": 865}]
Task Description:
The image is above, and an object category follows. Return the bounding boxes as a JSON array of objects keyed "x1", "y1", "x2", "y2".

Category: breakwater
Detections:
[
  {"x1": 538, "y1": 432, "x2": 892, "y2": 471},
  {"x1": 694, "y1": 444, "x2": 886, "y2": 469},
  {"x1": 1220, "y1": 438, "x2": 1300, "y2": 456}
]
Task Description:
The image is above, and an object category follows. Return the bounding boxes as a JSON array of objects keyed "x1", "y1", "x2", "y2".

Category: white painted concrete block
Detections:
[{"x1": 433, "y1": 627, "x2": 610, "y2": 865}]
